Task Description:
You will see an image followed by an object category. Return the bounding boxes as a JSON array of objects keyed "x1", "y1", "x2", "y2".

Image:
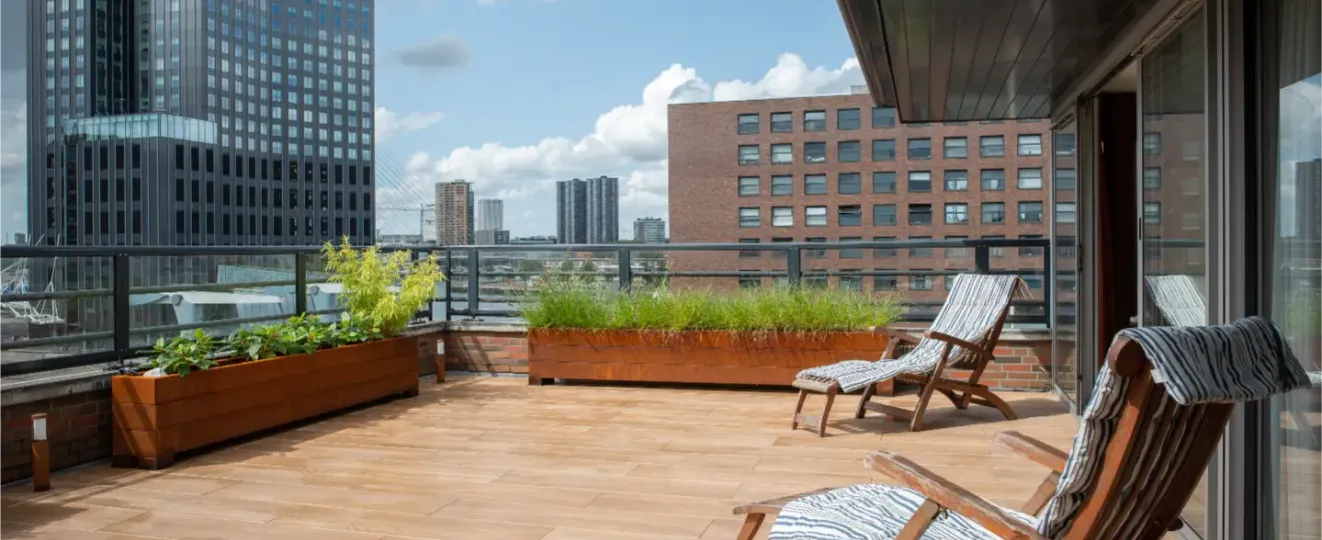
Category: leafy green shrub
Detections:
[
  {"x1": 149, "y1": 329, "x2": 217, "y2": 377},
  {"x1": 227, "y1": 313, "x2": 385, "y2": 361},
  {"x1": 322, "y1": 238, "x2": 445, "y2": 336},
  {"x1": 521, "y1": 280, "x2": 901, "y2": 333}
]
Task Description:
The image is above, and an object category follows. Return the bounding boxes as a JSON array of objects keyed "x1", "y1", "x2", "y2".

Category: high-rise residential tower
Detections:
[
  {"x1": 585, "y1": 175, "x2": 619, "y2": 243},
  {"x1": 477, "y1": 199, "x2": 503, "y2": 231},
  {"x1": 555, "y1": 179, "x2": 587, "y2": 244},
  {"x1": 25, "y1": 0, "x2": 377, "y2": 248},
  {"x1": 435, "y1": 180, "x2": 474, "y2": 246},
  {"x1": 633, "y1": 217, "x2": 667, "y2": 244}
]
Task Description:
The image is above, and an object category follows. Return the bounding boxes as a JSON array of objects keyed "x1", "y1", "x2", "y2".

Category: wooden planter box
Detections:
[
  {"x1": 528, "y1": 329, "x2": 891, "y2": 390},
  {"x1": 111, "y1": 336, "x2": 420, "y2": 469}
]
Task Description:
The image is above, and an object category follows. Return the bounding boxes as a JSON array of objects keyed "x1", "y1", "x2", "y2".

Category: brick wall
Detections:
[
  {"x1": 445, "y1": 325, "x2": 1055, "y2": 392},
  {"x1": 2, "y1": 387, "x2": 111, "y2": 484}
]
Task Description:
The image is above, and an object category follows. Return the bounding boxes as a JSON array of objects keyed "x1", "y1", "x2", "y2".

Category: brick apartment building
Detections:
[{"x1": 668, "y1": 92, "x2": 1077, "y2": 305}]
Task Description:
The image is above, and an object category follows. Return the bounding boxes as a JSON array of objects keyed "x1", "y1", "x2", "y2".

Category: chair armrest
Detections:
[
  {"x1": 733, "y1": 487, "x2": 836, "y2": 516},
  {"x1": 994, "y1": 431, "x2": 1068, "y2": 474},
  {"x1": 923, "y1": 330, "x2": 992, "y2": 357},
  {"x1": 871, "y1": 326, "x2": 921, "y2": 344},
  {"x1": 866, "y1": 451, "x2": 1046, "y2": 540}
]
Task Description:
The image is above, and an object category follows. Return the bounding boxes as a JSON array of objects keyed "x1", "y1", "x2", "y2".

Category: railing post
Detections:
[
  {"x1": 112, "y1": 253, "x2": 131, "y2": 368},
  {"x1": 444, "y1": 250, "x2": 453, "y2": 322},
  {"x1": 1041, "y1": 241, "x2": 1053, "y2": 329},
  {"x1": 294, "y1": 253, "x2": 307, "y2": 315},
  {"x1": 786, "y1": 247, "x2": 801, "y2": 285},
  {"x1": 466, "y1": 249, "x2": 480, "y2": 318},
  {"x1": 617, "y1": 248, "x2": 632, "y2": 291},
  {"x1": 974, "y1": 244, "x2": 991, "y2": 274}
]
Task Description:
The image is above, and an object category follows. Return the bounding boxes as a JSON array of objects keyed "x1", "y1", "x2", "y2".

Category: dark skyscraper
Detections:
[
  {"x1": 26, "y1": 0, "x2": 376, "y2": 248},
  {"x1": 585, "y1": 175, "x2": 619, "y2": 243},
  {"x1": 556, "y1": 179, "x2": 586, "y2": 244}
]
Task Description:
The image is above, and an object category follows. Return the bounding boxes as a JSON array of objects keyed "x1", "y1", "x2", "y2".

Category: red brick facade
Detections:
[
  {"x1": 444, "y1": 330, "x2": 531, "y2": 374},
  {"x1": 2, "y1": 388, "x2": 111, "y2": 484}
]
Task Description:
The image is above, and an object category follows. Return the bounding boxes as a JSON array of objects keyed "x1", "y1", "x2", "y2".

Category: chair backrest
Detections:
[
  {"x1": 1038, "y1": 318, "x2": 1311, "y2": 539},
  {"x1": 905, "y1": 273, "x2": 1030, "y2": 366},
  {"x1": 1143, "y1": 275, "x2": 1208, "y2": 327}
]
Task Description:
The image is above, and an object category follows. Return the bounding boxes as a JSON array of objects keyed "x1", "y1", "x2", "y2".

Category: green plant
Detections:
[
  {"x1": 325, "y1": 312, "x2": 385, "y2": 347},
  {"x1": 322, "y1": 237, "x2": 445, "y2": 336},
  {"x1": 520, "y1": 281, "x2": 901, "y2": 333},
  {"x1": 150, "y1": 329, "x2": 218, "y2": 377}
]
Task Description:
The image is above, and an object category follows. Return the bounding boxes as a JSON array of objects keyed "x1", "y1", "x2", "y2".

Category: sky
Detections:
[{"x1": 0, "y1": 0, "x2": 865, "y2": 242}]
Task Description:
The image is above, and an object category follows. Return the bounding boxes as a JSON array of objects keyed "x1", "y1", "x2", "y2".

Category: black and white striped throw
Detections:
[
  {"x1": 770, "y1": 317, "x2": 1311, "y2": 539},
  {"x1": 794, "y1": 274, "x2": 1030, "y2": 393}
]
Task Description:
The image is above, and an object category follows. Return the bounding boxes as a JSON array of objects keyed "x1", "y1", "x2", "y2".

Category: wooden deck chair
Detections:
[
  {"x1": 791, "y1": 274, "x2": 1030, "y2": 437},
  {"x1": 734, "y1": 317, "x2": 1313, "y2": 540},
  {"x1": 1145, "y1": 275, "x2": 1321, "y2": 448}
]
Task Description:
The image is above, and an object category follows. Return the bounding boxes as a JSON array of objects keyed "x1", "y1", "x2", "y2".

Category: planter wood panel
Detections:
[
  {"x1": 111, "y1": 337, "x2": 419, "y2": 469},
  {"x1": 528, "y1": 329, "x2": 892, "y2": 391}
]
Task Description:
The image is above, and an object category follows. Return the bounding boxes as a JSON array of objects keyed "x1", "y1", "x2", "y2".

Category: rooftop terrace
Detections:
[{"x1": 2, "y1": 376, "x2": 1074, "y2": 540}]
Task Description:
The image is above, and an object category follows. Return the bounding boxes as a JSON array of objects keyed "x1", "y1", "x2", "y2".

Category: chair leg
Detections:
[
  {"x1": 791, "y1": 389, "x2": 809, "y2": 430},
  {"x1": 818, "y1": 387, "x2": 837, "y2": 437},
  {"x1": 854, "y1": 382, "x2": 876, "y2": 419},
  {"x1": 896, "y1": 499, "x2": 942, "y2": 540},
  {"x1": 958, "y1": 363, "x2": 991, "y2": 409},
  {"x1": 969, "y1": 386, "x2": 1019, "y2": 421},
  {"x1": 736, "y1": 513, "x2": 766, "y2": 540},
  {"x1": 908, "y1": 377, "x2": 938, "y2": 432}
]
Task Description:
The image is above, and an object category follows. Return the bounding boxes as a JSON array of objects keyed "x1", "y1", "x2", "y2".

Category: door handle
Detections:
[{"x1": 1128, "y1": 315, "x2": 1138, "y2": 327}]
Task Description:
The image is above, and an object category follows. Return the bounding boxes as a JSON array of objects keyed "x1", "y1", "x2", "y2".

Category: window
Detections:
[
  {"x1": 770, "y1": 112, "x2": 792, "y2": 133},
  {"x1": 1143, "y1": 202, "x2": 1161, "y2": 224},
  {"x1": 872, "y1": 172, "x2": 896, "y2": 193},
  {"x1": 1142, "y1": 132, "x2": 1162, "y2": 154},
  {"x1": 872, "y1": 236, "x2": 898, "y2": 258},
  {"x1": 908, "y1": 171, "x2": 932, "y2": 192},
  {"x1": 771, "y1": 143, "x2": 793, "y2": 164},
  {"x1": 1017, "y1": 168, "x2": 1044, "y2": 189},
  {"x1": 739, "y1": 274, "x2": 761, "y2": 289},
  {"x1": 981, "y1": 169, "x2": 1006, "y2": 190},
  {"x1": 1018, "y1": 234, "x2": 1044, "y2": 257},
  {"x1": 945, "y1": 203, "x2": 969, "y2": 224},
  {"x1": 805, "y1": 174, "x2": 827, "y2": 195},
  {"x1": 944, "y1": 170, "x2": 968, "y2": 191},
  {"x1": 872, "y1": 107, "x2": 896, "y2": 128},
  {"x1": 837, "y1": 108, "x2": 861, "y2": 130},
  {"x1": 738, "y1": 207, "x2": 760, "y2": 227},
  {"x1": 1056, "y1": 168, "x2": 1077, "y2": 190},
  {"x1": 770, "y1": 237, "x2": 793, "y2": 258},
  {"x1": 738, "y1": 145, "x2": 759, "y2": 165},
  {"x1": 1055, "y1": 132, "x2": 1076, "y2": 155},
  {"x1": 804, "y1": 142, "x2": 826, "y2": 163},
  {"x1": 908, "y1": 204, "x2": 932, "y2": 225},
  {"x1": 907, "y1": 138, "x2": 931, "y2": 159},
  {"x1": 872, "y1": 139, "x2": 896, "y2": 161},
  {"x1": 873, "y1": 204, "x2": 897, "y2": 225},
  {"x1": 1018, "y1": 202, "x2": 1044, "y2": 223},
  {"x1": 1056, "y1": 203, "x2": 1077, "y2": 224},
  {"x1": 910, "y1": 274, "x2": 933, "y2": 291},
  {"x1": 1017, "y1": 134, "x2": 1043, "y2": 156},
  {"x1": 838, "y1": 205, "x2": 862, "y2": 226},
  {"x1": 944, "y1": 236, "x2": 971, "y2": 258},
  {"x1": 980, "y1": 135, "x2": 1005, "y2": 157},
  {"x1": 838, "y1": 141, "x2": 861, "y2": 162},
  {"x1": 772, "y1": 207, "x2": 793, "y2": 227},
  {"x1": 738, "y1": 176, "x2": 759, "y2": 196},
  {"x1": 874, "y1": 269, "x2": 898, "y2": 290},
  {"x1": 944, "y1": 137, "x2": 967, "y2": 158},
  {"x1": 984, "y1": 234, "x2": 1006, "y2": 258},
  {"x1": 1143, "y1": 167, "x2": 1162, "y2": 189},
  {"x1": 982, "y1": 202, "x2": 1006, "y2": 224},
  {"x1": 839, "y1": 237, "x2": 862, "y2": 259},
  {"x1": 175, "y1": 178, "x2": 185, "y2": 202},
  {"x1": 803, "y1": 110, "x2": 826, "y2": 131},
  {"x1": 839, "y1": 270, "x2": 863, "y2": 291},
  {"x1": 804, "y1": 237, "x2": 828, "y2": 260},
  {"x1": 836, "y1": 172, "x2": 862, "y2": 195},
  {"x1": 771, "y1": 175, "x2": 793, "y2": 196},
  {"x1": 909, "y1": 238, "x2": 933, "y2": 258},
  {"x1": 739, "y1": 238, "x2": 761, "y2": 258},
  {"x1": 737, "y1": 113, "x2": 758, "y2": 135},
  {"x1": 805, "y1": 206, "x2": 828, "y2": 226}
]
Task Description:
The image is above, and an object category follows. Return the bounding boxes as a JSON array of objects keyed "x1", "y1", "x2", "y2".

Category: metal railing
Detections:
[{"x1": 0, "y1": 238, "x2": 1056, "y2": 377}]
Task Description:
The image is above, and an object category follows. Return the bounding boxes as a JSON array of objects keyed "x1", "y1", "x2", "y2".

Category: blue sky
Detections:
[{"x1": 375, "y1": 0, "x2": 867, "y2": 238}]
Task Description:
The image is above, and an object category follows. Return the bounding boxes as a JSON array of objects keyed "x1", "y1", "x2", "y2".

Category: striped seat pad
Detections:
[
  {"x1": 770, "y1": 484, "x2": 1036, "y2": 540},
  {"x1": 796, "y1": 274, "x2": 1030, "y2": 393},
  {"x1": 1035, "y1": 317, "x2": 1311, "y2": 537}
]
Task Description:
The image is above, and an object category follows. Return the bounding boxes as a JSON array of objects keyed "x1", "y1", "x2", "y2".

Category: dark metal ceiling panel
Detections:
[{"x1": 839, "y1": 0, "x2": 1166, "y2": 123}]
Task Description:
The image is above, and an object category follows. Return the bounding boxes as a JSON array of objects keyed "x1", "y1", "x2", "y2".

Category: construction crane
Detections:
[{"x1": 377, "y1": 203, "x2": 437, "y2": 242}]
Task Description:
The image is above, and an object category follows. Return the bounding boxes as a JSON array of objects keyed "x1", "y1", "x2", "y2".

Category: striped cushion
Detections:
[
  {"x1": 770, "y1": 484, "x2": 1036, "y2": 540},
  {"x1": 796, "y1": 274, "x2": 1030, "y2": 392},
  {"x1": 1035, "y1": 317, "x2": 1311, "y2": 537},
  {"x1": 1143, "y1": 275, "x2": 1207, "y2": 327}
]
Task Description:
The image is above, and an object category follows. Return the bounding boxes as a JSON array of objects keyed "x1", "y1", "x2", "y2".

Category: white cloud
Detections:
[
  {"x1": 399, "y1": 53, "x2": 862, "y2": 236},
  {"x1": 375, "y1": 106, "x2": 443, "y2": 142}
]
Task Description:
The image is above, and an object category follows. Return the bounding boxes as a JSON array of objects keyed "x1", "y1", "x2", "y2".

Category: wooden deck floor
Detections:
[{"x1": 2, "y1": 377, "x2": 1078, "y2": 540}]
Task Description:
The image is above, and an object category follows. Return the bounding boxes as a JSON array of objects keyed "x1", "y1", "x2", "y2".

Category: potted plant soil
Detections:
[{"x1": 111, "y1": 240, "x2": 444, "y2": 469}]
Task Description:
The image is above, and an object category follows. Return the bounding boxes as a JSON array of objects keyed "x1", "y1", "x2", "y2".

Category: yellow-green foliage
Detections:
[
  {"x1": 322, "y1": 237, "x2": 445, "y2": 336},
  {"x1": 521, "y1": 277, "x2": 901, "y2": 333}
]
